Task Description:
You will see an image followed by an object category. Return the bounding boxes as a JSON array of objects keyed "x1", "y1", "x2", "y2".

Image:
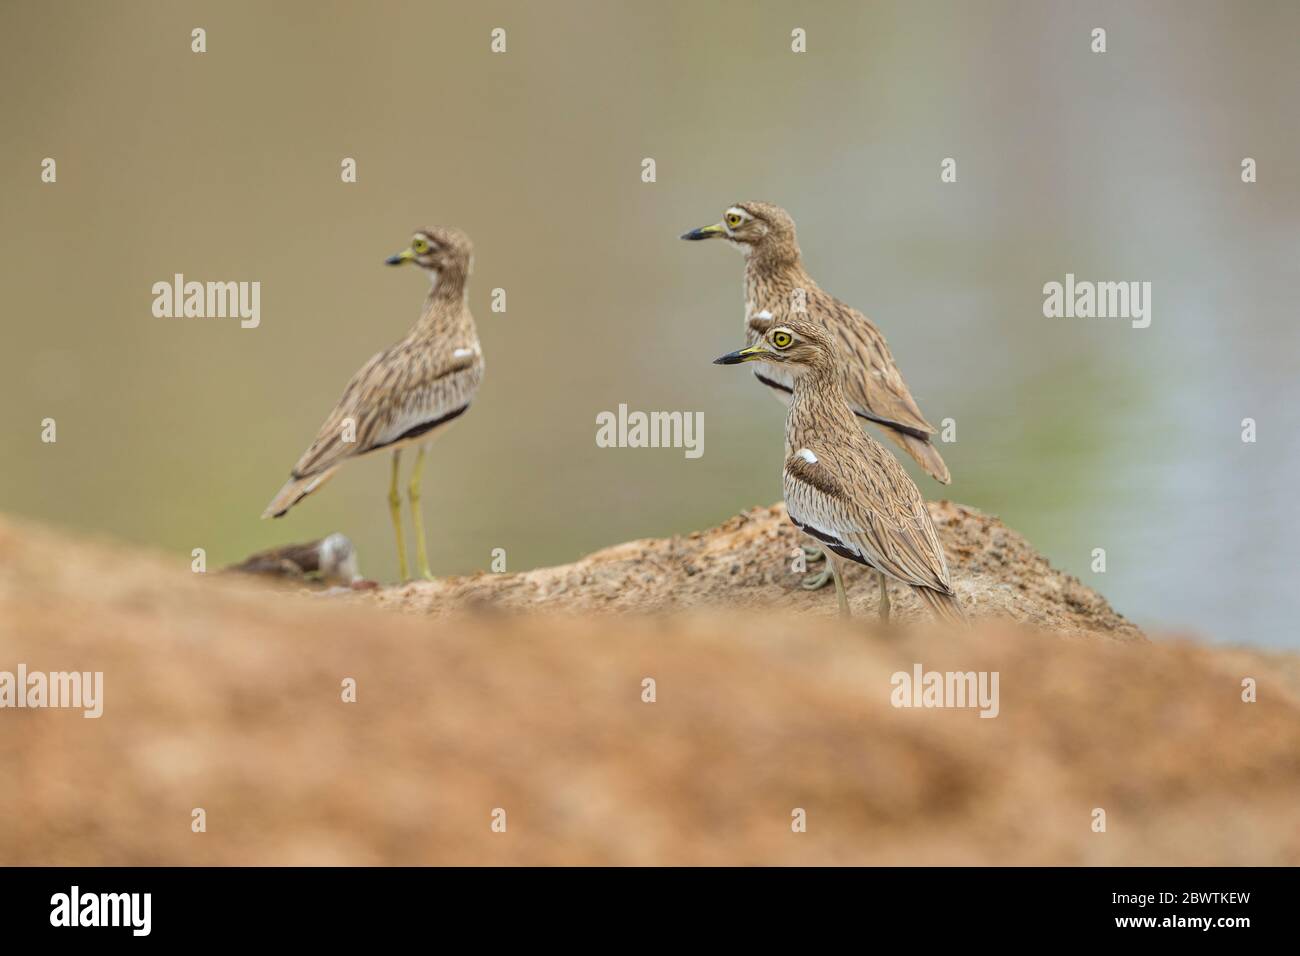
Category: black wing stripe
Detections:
[
  {"x1": 288, "y1": 404, "x2": 472, "y2": 485},
  {"x1": 368, "y1": 403, "x2": 471, "y2": 453},
  {"x1": 754, "y1": 372, "x2": 932, "y2": 442},
  {"x1": 790, "y1": 516, "x2": 873, "y2": 569},
  {"x1": 754, "y1": 371, "x2": 792, "y2": 395},
  {"x1": 856, "y1": 412, "x2": 931, "y2": 442}
]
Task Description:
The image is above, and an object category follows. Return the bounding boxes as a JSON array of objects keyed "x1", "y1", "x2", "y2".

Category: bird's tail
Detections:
[
  {"x1": 890, "y1": 431, "x2": 951, "y2": 485},
  {"x1": 918, "y1": 587, "x2": 967, "y2": 627},
  {"x1": 261, "y1": 467, "x2": 337, "y2": 519}
]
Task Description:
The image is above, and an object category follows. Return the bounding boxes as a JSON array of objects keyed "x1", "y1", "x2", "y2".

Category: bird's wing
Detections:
[
  {"x1": 289, "y1": 344, "x2": 482, "y2": 479},
  {"x1": 818, "y1": 292, "x2": 937, "y2": 438},
  {"x1": 784, "y1": 436, "x2": 953, "y2": 593}
]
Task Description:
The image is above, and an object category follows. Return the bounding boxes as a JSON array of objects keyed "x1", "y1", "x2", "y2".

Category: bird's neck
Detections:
[
  {"x1": 787, "y1": 366, "x2": 855, "y2": 446},
  {"x1": 424, "y1": 267, "x2": 467, "y2": 305},
  {"x1": 744, "y1": 258, "x2": 815, "y2": 317},
  {"x1": 413, "y1": 280, "x2": 473, "y2": 340}
]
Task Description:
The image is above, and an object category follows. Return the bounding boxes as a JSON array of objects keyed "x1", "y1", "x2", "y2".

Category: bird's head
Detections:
[
  {"x1": 386, "y1": 226, "x2": 473, "y2": 289},
  {"x1": 318, "y1": 532, "x2": 361, "y2": 585},
  {"x1": 681, "y1": 201, "x2": 799, "y2": 262},
  {"x1": 713, "y1": 318, "x2": 833, "y2": 375}
]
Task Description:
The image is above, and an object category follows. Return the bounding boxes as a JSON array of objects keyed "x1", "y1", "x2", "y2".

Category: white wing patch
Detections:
[{"x1": 797, "y1": 448, "x2": 818, "y2": 464}]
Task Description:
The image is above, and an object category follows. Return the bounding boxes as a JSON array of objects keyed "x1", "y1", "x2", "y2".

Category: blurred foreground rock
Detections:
[{"x1": 1, "y1": 510, "x2": 1297, "y2": 865}]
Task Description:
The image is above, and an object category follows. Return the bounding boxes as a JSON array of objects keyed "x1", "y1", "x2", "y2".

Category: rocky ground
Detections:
[
  {"x1": 366, "y1": 501, "x2": 1143, "y2": 640},
  {"x1": 0, "y1": 507, "x2": 1296, "y2": 865}
]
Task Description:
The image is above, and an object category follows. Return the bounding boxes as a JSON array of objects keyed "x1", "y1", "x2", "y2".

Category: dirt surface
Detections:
[
  {"x1": 368, "y1": 502, "x2": 1144, "y2": 640},
  {"x1": 1, "y1": 510, "x2": 1297, "y2": 865}
]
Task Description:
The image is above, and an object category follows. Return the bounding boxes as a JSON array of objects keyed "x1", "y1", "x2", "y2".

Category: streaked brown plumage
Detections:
[
  {"x1": 684, "y1": 201, "x2": 950, "y2": 484},
  {"x1": 714, "y1": 320, "x2": 964, "y2": 624},
  {"x1": 262, "y1": 226, "x2": 483, "y2": 581}
]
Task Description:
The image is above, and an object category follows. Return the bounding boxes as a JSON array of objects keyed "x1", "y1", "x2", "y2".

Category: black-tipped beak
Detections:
[
  {"x1": 713, "y1": 345, "x2": 767, "y2": 365},
  {"x1": 385, "y1": 250, "x2": 414, "y2": 266},
  {"x1": 681, "y1": 223, "x2": 725, "y2": 241}
]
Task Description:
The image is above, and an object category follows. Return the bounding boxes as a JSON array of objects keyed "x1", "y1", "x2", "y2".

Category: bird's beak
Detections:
[
  {"x1": 681, "y1": 222, "x2": 725, "y2": 241},
  {"x1": 713, "y1": 344, "x2": 771, "y2": 365},
  {"x1": 385, "y1": 248, "x2": 415, "y2": 266}
]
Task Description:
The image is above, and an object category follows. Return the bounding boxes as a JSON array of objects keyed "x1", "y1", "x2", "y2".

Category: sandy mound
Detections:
[
  {"x1": 367, "y1": 502, "x2": 1143, "y2": 641},
  {"x1": 1, "y1": 510, "x2": 1295, "y2": 865}
]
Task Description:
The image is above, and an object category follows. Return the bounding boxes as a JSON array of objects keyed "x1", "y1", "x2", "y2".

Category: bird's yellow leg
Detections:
[
  {"x1": 829, "y1": 555, "x2": 851, "y2": 618},
  {"x1": 408, "y1": 445, "x2": 434, "y2": 580},
  {"x1": 389, "y1": 450, "x2": 410, "y2": 582},
  {"x1": 876, "y1": 571, "x2": 891, "y2": 623}
]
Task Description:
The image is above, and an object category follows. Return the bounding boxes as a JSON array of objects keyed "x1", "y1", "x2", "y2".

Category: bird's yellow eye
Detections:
[
  {"x1": 771, "y1": 329, "x2": 794, "y2": 349},
  {"x1": 725, "y1": 213, "x2": 743, "y2": 229},
  {"x1": 411, "y1": 237, "x2": 431, "y2": 254}
]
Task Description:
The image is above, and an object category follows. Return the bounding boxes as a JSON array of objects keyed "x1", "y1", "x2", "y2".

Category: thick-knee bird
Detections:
[
  {"x1": 715, "y1": 319, "x2": 964, "y2": 625},
  {"x1": 263, "y1": 227, "x2": 484, "y2": 582}
]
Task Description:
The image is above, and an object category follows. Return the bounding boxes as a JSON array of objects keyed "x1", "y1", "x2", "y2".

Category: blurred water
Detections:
[{"x1": 1, "y1": 0, "x2": 1296, "y2": 646}]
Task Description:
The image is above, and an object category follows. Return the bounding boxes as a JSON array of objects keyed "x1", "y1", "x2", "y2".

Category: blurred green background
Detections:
[{"x1": 2, "y1": 1, "x2": 1296, "y2": 646}]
